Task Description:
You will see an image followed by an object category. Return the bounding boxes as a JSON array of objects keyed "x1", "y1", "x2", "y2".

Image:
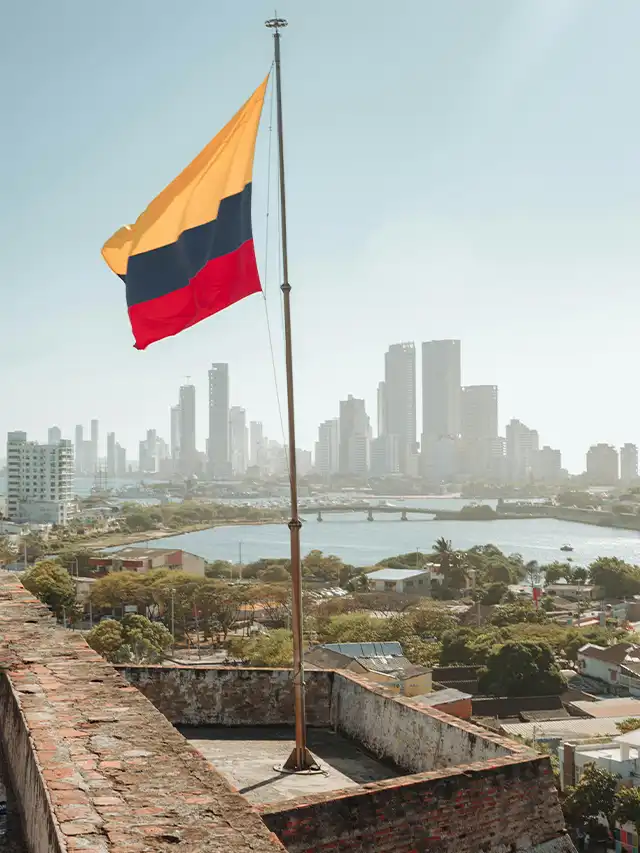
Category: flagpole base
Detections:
[{"x1": 276, "y1": 747, "x2": 322, "y2": 774}]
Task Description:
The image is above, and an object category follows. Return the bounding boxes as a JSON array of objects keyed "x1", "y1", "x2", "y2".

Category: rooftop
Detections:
[
  {"x1": 321, "y1": 641, "x2": 403, "y2": 658},
  {"x1": 364, "y1": 568, "x2": 430, "y2": 581},
  {"x1": 569, "y1": 697, "x2": 640, "y2": 718},
  {"x1": 501, "y1": 717, "x2": 630, "y2": 741},
  {"x1": 414, "y1": 688, "x2": 472, "y2": 707},
  {"x1": 108, "y1": 546, "x2": 182, "y2": 559},
  {"x1": 578, "y1": 642, "x2": 640, "y2": 664},
  {"x1": 180, "y1": 726, "x2": 398, "y2": 805}
]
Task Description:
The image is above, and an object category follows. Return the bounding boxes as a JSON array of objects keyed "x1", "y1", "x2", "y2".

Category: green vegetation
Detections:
[
  {"x1": 228, "y1": 629, "x2": 293, "y2": 667},
  {"x1": 86, "y1": 614, "x2": 172, "y2": 663},
  {"x1": 22, "y1": 560, "x2": 76, "y2": 619},
  {"x1": 563, "y1": 764, "x2": 619, "y2": 834},
  {"x1": 477, "y1": 640, "x2": 565, "y2": 696},
  {"x1": 615, "y1": 718, "x2": 640, "y2": 734},
  {"x1": 0, "y1": 536, "x2": 17, "y2": 566}
]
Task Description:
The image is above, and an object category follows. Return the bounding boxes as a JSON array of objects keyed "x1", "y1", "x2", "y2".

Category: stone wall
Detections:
[
  {"x1": 120, "y1": 666, "x2": 333, "y2": 726},
  {"x1": 260, "y1": 757, "x2": 572, "y2": 853},
  {"x1": 0, "y1": 572, "x2": 284, "y2": 853},
  {"x1": 331, "y1": 672, "x2": 517, "y2": 773}
]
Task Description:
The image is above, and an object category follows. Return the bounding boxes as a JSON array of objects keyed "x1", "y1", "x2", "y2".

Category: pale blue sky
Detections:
[{"x1": 1, "y1": 0, "x2": 639, "y2": 473}]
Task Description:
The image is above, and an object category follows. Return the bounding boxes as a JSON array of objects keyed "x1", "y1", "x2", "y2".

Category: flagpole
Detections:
[{"x1": 266, "y1": 15, "x2": 316, "y2": 773}]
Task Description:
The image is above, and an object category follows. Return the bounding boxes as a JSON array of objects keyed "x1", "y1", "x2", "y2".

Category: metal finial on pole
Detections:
[{"x1": 265, "y1": 15, "x2": 317, "y2": 774}]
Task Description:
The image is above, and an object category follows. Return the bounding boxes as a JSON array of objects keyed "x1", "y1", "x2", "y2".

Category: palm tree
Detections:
[
  {"x1": 433, "y1": 538, "x2": 467, "y2": 593},
  {"x1": 524, "y1": 560, "x2": 542, "y2": 588}
]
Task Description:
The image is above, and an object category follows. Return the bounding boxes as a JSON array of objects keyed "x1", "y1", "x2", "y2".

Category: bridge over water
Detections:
[{"x1": 300, "y1": 504, "x2": 437, "y2": 522}]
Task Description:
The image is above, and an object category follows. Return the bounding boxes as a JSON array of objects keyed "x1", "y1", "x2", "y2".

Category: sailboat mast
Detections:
[{"x1": 265, "y1": 16, "x2": 315, "y2": 773}]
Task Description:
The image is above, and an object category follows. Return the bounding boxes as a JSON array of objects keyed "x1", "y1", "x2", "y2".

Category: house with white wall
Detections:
[{"x1": 577, "y1": 643, "x2": 640, "y2": 694}]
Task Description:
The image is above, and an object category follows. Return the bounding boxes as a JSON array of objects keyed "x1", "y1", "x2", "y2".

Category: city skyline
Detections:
[
  {"x1": 10, "y1": 342, "x2": 639, "y2": 481},
  {"x1": 2, "y1": 3, "x2": 640, "y2": 477}
]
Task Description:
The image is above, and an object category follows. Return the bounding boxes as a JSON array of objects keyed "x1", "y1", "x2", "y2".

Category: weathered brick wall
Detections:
[
  {"x1": 260, "y1": 757, "x2": 575, "y2": 853},
  {"x1": 0, "y1": 572, "x2": 284, "y2": 853},
  {"x1": 332, "y1": 672, "x2": 520, "y2": 773},
  {"x1": 120, "y1": 666, "x2": 333, "y2": 726}
]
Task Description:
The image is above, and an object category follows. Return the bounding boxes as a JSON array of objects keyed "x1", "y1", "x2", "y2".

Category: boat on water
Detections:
[{"x1": 560, "y1": 544, "x2": 574, "y2": 552}]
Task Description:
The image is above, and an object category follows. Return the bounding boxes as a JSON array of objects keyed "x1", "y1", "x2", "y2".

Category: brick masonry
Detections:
[
  {"x1": 259, "y1": 759, "x2": 573, "y2": 853},
  {"x1": 0, "y1": 571, "x2": 284, "y2": 853}
]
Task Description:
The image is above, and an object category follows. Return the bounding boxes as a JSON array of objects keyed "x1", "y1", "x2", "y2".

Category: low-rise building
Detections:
[
  {"x1": 577, "y1": 642, "x2": 640, "y2": 693},
  {"x1": 364, "y1": 566, "x2": 441, "y2": 594},
  {"x1": 305, "y1": 642, "x2": 432, "y2": 697},
  {"x1": 559, "y1": 728, "x2": 640, "y2": 791},
  {"x1": 413, "y1": 688, "x2": 472, "y2": 720},
  {"x1": 545, "y1": 584, "x2": 601, "y2": 601},
  {"x1": 89, "y1": 547, "x2": 206, "y2": 577}
]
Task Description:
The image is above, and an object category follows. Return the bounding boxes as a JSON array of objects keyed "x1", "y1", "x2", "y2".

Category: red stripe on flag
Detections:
[{"x1": 128, "y1": 239, "x2": 261, "y2": 350}]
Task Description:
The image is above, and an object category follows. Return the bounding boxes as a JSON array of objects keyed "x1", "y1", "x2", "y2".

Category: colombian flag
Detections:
[{"x1": 102, "y1": 77, "x2": 268, "y2": 350}]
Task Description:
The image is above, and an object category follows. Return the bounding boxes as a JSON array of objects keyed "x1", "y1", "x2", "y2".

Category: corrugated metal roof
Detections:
[
  {"x1": 364, "y1": 568, "x2": 430, "y2": 581},
  {"x1": 414, "y1": 688, "x2": 472, "y2": 707},
  {"x1": 569, "y1": 698, "x2": 640, "y2": 719},
  {"x1": 322, "y1": 642, "x2": 403, "y2": 658},
  {"x1": 500, "y1": 717, "x2": 629, "y2": 741}
]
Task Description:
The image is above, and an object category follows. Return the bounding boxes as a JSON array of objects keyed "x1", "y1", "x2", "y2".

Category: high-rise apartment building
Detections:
[
  {"x1": 48, "y1": 426, "x2": 62, "y2": 445},
  {"x1": 339, "y1": 396, "x2": 370, "y2": 476},
  {"x1": 314, "y1": 419, "x2": 340, "y2": 478},
  {"x1": 460, "y1": 385, "x2": 499, "y2": 479},
  {"x1": 115, "y1": 444, "x2": 127, "y2": 477},
  {"x1": 461, "y1": 386, "x2": 498, "y2": 442},
  {"x1": 586, "y1": 444, "x2": 619, "y2": 485},
  {"x1": 534, "y1": 446, "x2": 563, "y2": 483},
  {"x1": 376, "y1": 382, "x2": 386, "y2": 439},
  {"x1": 506, "y1": 419, "x2": 540, "y2": 483},
  {"x1": 229, "y1": 407, "x2": 248, "y2": 476},
  {"x1": 90, "y1": 419, "x2": 99, "y2": 474},
  {"x1": 620, "y1": 444, "x2": 638, "y2": 483},
  {"x1": 74, "y1": 425, "x2": 84, "y2": 474},
  {"x1": 249, "y1": 421, "x2": 265, "y2": 468},
  {"x1": 382, "y1": 343, "x2": 416, "y2": 474},
  {"x1": 139, "y1": 429, "x2": 159, "y2": 473},
  {"x1": 208, "y1": 364, "x2": 229, "y2": 477},
  {"x1": 170, "y1": 405, "x2": 181, "y2": 461},
  {"x1": 7, "y1": 432, "x2": 74, "y2": 525},
  {"x1": 422, "y1": 340, "x2": 461, "y2": 441},
  {"x1": 178, "y1": 384, "x2": 197, "y2": 475},
  {"x1": 106, "y1": 432, "x2": 116, "y2": 478},
  {"x1": 370, "y1": 435, "x2": 400, "y2": 477}
]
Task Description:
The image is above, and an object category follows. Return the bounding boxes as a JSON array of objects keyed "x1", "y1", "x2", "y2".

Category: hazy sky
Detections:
[{"x1": 1, "y1": 0, "x2": 639, "y2": 473}]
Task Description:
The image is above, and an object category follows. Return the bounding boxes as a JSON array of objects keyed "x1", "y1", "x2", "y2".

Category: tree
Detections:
[
  {"x1": 302, "y1": 550, "x2": 348, "y2": 584},
  {"x1": 205, "y1": 560, "x2": 233, "y2": 579},
  {"x1": 0, "y1": 536, "x2": 17, "y2": 566},
  {"x1": 563, "y1": 764, "x2": 619, "y2": 832},
  {"x1": 478, "y1": 640, "x2": 566, "y2": 697},
  {"x1": 22, "y1": 560, "x2": 76, "y2": 617},
  {"x1": 439, "y1": 627, "x2": 505, "y2": 666},
  {"x1": 589, "y1": 557, "x2": 640, "y2": 599},
  {"x1": 481, "y1": 582, "x2": 509, "y2": 606},
  {"x1": 542, "y1": 562, "x2": 573, "y2": 585},
  {"x1": 433, "y1": 538, "x2": 467, "y2": 592},
  {"x1": 616, "y1": 718, "x2": 640, "y2": 734},
  {"x1": 523, "y1": 560, "x2": 542, "y2": 587},
  {"x1": 23, "y1": 531, "x2": 46, "y2": 561},
  {"x1": 86, "y1": 614, "x2": 172, "y2": 663},
  {"x1": 572, "y1": 566, "x2": 589, "y2": 585},
  {"x1": 614, "y1": 786, "x2": 640, "y2": 835},
  {"x1": 490, "y1": 601, "x2": 547, "y2": 627},
  {"x1": 229, "y1": 629, "x2": 293, "y2": 666}
]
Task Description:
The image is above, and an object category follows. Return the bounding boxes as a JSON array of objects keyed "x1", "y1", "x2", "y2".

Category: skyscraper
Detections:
[
  {"x1": 170, "y1": 405, "x2": 181, "y2": 461},
  {"x1": 383, "y1": 343, "x2": 416, "y2": 473},
  {"x1": 422, "y1": 340, "x2": 461, "y2": 441},
  {"x1": 339, "y1": 395, "x2": 370, "y2": 476},
  {"x1": 250, "y1": 421, "x2": 264, "y2": 468},
  {"x1": 506, "y1": 419, "x2": 540, "y2": 483},
  {"x1": 461, "y1": 386, "x2": 498, "y2": 442},
  {"x1": 74, "y1": 425, "x2": 84, "y2": 474},
  {"x1": 48, "y1": 426, "x2": 62, "y2": 445},
  {"x1": 460, "y1": 385, "x2": 499, "y2": 479},
  {"x1": 314, "y1": 418, "x2": 340, "y2": 478},
  {"x1": 376, "y1": 382, "x2": 386, "y2": 439},
  {"x1": 178, "y1": 384, "x2": 196, "y2": 475},
  {"x1": 106, "y1": 432, "x2": 116, "y2": 478},
  {"x1": 621, "y1": 444, "x2": 639, "y2": 483},
  {"x1": 586, "y1": 444, "x2": 619, "y2": 485},
  {"x1": 229, "y1": 407, "x2": 248, "y2": 475},
  {"x1": 90, "y1": 419, "x2": 99, "y2": 474},
  {"x1": 208, "y1": 363, "x2": 229, "y2": 477}
]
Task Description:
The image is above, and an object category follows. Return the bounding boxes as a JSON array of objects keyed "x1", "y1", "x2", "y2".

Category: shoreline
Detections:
[{"x1": 56, "y1": 518, "x2": 286, "y2": 552}]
